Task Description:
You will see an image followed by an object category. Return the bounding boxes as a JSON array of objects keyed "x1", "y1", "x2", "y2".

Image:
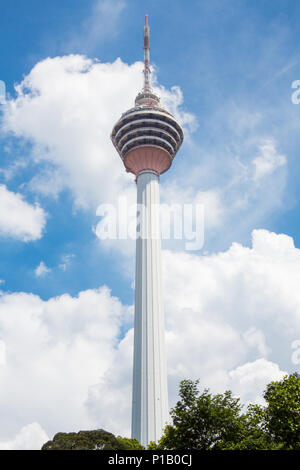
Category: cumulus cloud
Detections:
[
  {"x1": 162, "y1": 229, "x2": 300, "y2": 393},
  {"x1": 1, "y1": 55, "x2": 194, "y2": 210},
  {"x1": 0, "y1": 229, "x2": 298, "y2": 447},
  {"x1": 70, "y1": 229, "x2": 299, "y2": 436},
  {"x1": 0, "y1": 185, "x2": 46, "y2": 241},
  {"x1": 163, "y1": 229, "x2": 300, "y2": 337},
  {"x1": 228, "y1": 359, "x2": 287, "y2": 406},
  {"x1": 0, "y1": 286, "x2": 128, "y2": 444},
  {"x1": 0, "y1": 423, "x2": 49, "y2": 451},
  {"x1": 86, "y1": 329, "x2": 134, "y2": 436}
]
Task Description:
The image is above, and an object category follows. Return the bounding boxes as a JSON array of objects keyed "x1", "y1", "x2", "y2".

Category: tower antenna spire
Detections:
[{"x1": 143, "y1": 14, "x2": 151, "y2": 92}]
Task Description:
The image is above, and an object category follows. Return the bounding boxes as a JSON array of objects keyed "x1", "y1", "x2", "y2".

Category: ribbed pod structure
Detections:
[
  {"x1": 111, "y1": 106, "x2": 183, "y2": 176},
  {"x1": 110, "y1": 16, "x2": 184, "y2": 447}
]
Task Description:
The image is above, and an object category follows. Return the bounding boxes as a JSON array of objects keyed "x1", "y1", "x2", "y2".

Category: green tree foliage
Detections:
[
  {"x1": 116, "y1": 436, "x2": 145, "y2": 450},
  {"x1": 220, "y1": 405, "x2": 282, "y2": 450},
  {"x1": 41, "y1": 429, "x2": 144, "y2": 450},
  {"x1": 263, "y1": 372, "x2": 300, "y2": 449},
  {"x1": 156, "y1": 379, "x2": 245, "y2": 450},
  {"x1": 155, "y1": 375, "x2": 300, "y2": 450}
]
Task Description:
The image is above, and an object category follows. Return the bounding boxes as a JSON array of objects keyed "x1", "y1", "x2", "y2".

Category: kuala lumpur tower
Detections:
[{"x1": 111, "y1": 16, "x2": 184, "y2": 447}]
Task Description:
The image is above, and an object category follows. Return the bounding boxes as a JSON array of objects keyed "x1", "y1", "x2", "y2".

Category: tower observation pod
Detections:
[{"x1": 111, "y1": 16, "x2": 184, "y2": 448}]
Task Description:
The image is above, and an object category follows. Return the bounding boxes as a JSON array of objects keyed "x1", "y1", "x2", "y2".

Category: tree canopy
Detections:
[
  {"x1": 151, "y1": 373, "x2": 300, "y2": 450},
  {"x1": 42, "y1": 429, "x2": 144, "y2": 450},
  {"x1": 263, "y1": 372, "x2": 300, "y2": 449}
]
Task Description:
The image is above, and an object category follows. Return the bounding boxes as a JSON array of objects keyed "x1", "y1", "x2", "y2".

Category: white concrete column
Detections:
[{"x1": 131, "y1": 170, "x2": 169, "y2": 448}]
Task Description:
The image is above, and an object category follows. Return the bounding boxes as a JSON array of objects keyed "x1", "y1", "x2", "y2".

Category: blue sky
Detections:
[
  {"x1": 0, "y1": 0, "x2": 300, "y2": 449},
  {"x1": 1, "y1": 0, "x2": 300, "y2": 302}
]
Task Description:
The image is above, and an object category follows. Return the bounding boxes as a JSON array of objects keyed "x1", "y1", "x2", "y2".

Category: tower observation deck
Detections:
[
  {"x1": 111, "y1": 16, "x2": 184, "y2": 448},
  {"x1": 111, "y1": 15, "x2": 184, "y2": 176}
]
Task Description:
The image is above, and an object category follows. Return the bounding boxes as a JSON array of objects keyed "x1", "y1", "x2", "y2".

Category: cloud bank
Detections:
[{"x1": 0, "y1": 229, "x2": 297, "y2": 447}]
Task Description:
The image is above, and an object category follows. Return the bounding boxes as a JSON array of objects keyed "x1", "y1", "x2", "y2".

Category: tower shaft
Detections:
[{"x1": 132, "y1": 170, "x2": 169, "y2": 447}]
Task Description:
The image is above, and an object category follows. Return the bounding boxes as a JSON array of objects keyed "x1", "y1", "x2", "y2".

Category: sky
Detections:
[{"x1": 0, "y1": 0, "x2": 300, "y2": 449}]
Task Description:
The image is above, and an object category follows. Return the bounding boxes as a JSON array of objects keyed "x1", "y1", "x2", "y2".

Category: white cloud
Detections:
[
  {"x1": 155, "y1": 83, "x2": 197, "y2": 135},
  {"x1": 0, "y1": 229, "x2": 298, "y2": 447},
  {"x1": 243, "y1": 326, "x2": 270, "y2": 357},
  {"x1": 251, "y1": 227, "x2": 295, "y2": 256},
  {"x1": 163, "y1": 229, "x2": 300, "y2": 339},
  {"x1": 228, "y1": 359, "x2": 287, "y2": 406},
  {"x1": 157, "y1": 229, "x2": 300, "y2": 407},
  {"x1": 1, "y1": 55, "x2": 194, "y2": 210},
  {"x1": 253, "y1": 139, "x2": 286, "y2": 181},
  {"x1": 0, "y1": 185, "x2": 46, "y2": 241},
  {"x1": 35, "y1": 261, "x2": 51, "y2": 277},
  {"x1": 0, "y1": 340, "x2": 5, "y2": 365},
  {"x1": 0, "y1": 423, "x2": 49, "y2": 451},
  {"x1": 0, "y1": 286, "x2": 128, "y2": 445},
  {"x1": 86, "y1": 329, "x2": 133, "y2": 436},
  {"x1": 75, "y1": 229, "x2": 300, "y2": 436}
]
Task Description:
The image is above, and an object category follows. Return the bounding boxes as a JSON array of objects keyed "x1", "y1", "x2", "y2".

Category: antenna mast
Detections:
[{"x1": 143, "y1": 15, "x2": 151, "y2": 92}]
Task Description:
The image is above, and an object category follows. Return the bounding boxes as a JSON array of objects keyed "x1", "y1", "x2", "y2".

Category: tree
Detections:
[
  {"x1": 41, "y1": 429, "x2": 144, "y2": 450},
  {"x1": 156, "y1": 375, "x2": 300, "y2": 450},
  {"x1": 156, "y1": 379, "x2": 246, "y2": 450},
  {"x1": 220, "y1": 404, "x2": 282, "y2": 450},
  {"x1": 262, "y1": 373, "x2": 300, "y2": 449}
]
